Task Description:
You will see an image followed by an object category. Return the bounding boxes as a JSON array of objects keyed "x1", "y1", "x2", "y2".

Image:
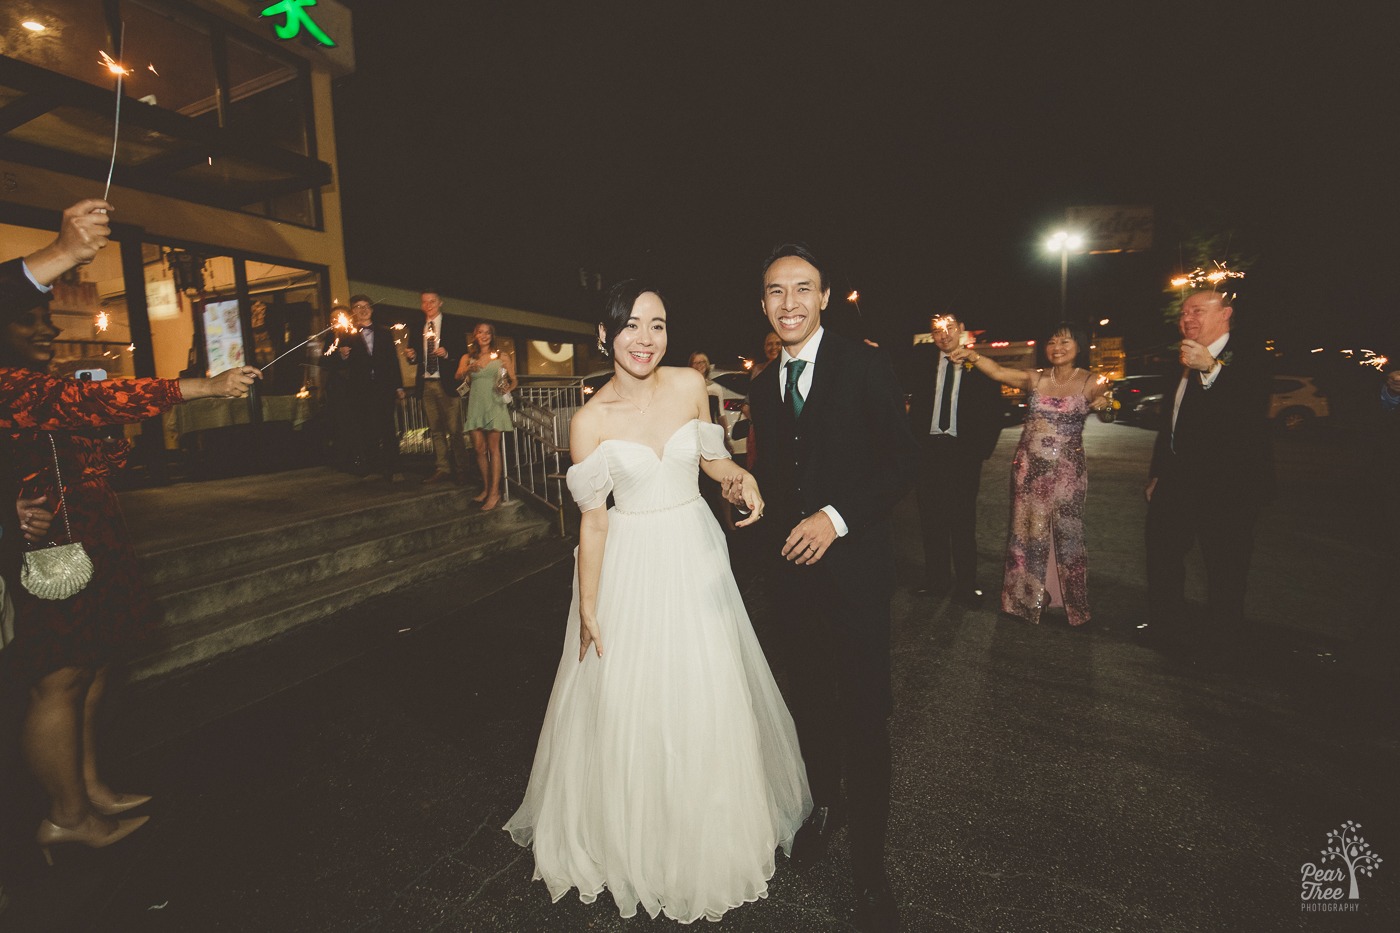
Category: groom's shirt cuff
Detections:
[{"x1": 820, "y1": 505, "x2": 849, "y2": 537}]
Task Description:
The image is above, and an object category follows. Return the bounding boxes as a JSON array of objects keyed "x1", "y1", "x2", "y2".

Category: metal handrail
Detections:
[{"x1": 503, "y1": 383, "x2": 587, "y2": 536}]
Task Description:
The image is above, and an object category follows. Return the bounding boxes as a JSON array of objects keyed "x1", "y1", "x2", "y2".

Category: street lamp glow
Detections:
[
  {"x1": 1099, "y1": 318, "x2": 1110, "y2": 326},
  {"x1": 22, "y1": 21, "x2": 46, "y2": 31},
  {"x1": 1045, "y1": 229, "x2": 1086, "y2": 318}
]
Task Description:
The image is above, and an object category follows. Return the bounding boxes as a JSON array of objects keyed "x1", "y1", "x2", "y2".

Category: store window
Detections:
[
  {"x1": 1, "y1": 2, "x2": 112, "y2": 89},
  {"x1": 119, "y1": 1, "x2": 219, "y2": 122},
  {"x1": 3, "y1": 0, "x2": 320, "y2": 228},
  {"x1": 225, "y1": 36, "x2": 308, "y2": 154}
]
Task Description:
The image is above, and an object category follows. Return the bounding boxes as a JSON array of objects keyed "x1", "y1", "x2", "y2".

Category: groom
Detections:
[{"x1": 748, "y1": 243, "x2": 917, "y2": 931}]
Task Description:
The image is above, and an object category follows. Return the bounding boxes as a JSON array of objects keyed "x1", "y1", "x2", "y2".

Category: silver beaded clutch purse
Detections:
[{"x1": 20, "y1": 435, "x2": 93, "y2": 601}]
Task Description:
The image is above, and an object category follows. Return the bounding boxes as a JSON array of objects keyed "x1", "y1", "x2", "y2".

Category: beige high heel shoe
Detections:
[
  {"x1": 89, "y1": 793, "x2": 153, "y2": 817},
  {"x1": 37, "y1": 814, "x2": 149, "y2": 866}
]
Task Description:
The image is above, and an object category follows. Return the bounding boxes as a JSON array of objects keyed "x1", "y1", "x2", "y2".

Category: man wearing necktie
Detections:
[
  {"x1": 748, "y1": 243, "x2": 917, "y2": 932},
  {"x1": 906, "y1": 315, "x2": 1003, "y2": 602},
  {"x1": 1144, "y1": 290, "x2": 1273, "y2": 647},
  {"x1": 404, "y1": 289, "x2": 469, "y2": 484}
]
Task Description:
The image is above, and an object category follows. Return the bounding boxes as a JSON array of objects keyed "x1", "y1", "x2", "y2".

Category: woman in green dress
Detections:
[{"x1": 456, "y1": 322, "x2": 517, "y2": 510}]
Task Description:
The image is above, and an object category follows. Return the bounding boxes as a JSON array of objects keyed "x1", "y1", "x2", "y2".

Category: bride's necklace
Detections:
[
  {"x1": 1050, "y1": 366, "x2": 1078, "y2": 388},
  {"x1": 612, "y1": 378, "x2": 657, "y2": 415}
]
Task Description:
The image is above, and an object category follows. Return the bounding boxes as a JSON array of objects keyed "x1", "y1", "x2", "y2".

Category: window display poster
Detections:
[{"x1": 202, "y1": 300, "x2": 246, "y2": 375}]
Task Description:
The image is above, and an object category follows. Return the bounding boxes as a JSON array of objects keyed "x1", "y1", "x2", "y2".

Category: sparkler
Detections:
[
  {"x1": 321, "y1": 309, "x2": 354, "y2": 354},
  {"x1": 99, "y1": 25, "x2": 129, "y2": 201},
  {"x1": 264, "y1": 314, "x2": 355, "y2": 372},
  {"x1": 95, "y1": 310, "x2": 110, "y2": 333},
  {"x1": 1169, "y1": 261, "x2": 1246, "y2": 291},
  {"x1": 264, "y1": 327, "x2": 331, "y2": 370}
]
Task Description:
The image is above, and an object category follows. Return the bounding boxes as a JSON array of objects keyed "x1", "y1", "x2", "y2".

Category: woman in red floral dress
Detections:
[{"x1": 2, "y1": 298, "x2": 258, "y2": 865}]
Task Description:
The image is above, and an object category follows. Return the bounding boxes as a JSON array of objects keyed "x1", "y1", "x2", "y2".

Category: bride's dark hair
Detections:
[{"x1": 598, "y1": 280, "x2": 664, "y2": 358}]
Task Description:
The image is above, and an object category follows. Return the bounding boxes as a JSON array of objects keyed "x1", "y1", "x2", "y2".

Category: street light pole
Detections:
[{"x1": 1045, "y1": 230, "x2": 1084, "y2": 320}]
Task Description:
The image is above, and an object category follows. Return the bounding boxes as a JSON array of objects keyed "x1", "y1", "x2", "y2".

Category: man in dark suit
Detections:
[
  {"x1": 748, "y1": 243, "x2": 917, "y2": 931},
  {"x1": 402, "y1": 289, "x2": 469, "y2": 484},
  {"x1": 906, "y1": 315, "x2": 1004, "y2": 602},
  {"x1": 334, "y1": 295, "x2": 405, "y2": 481},
  {"x1": 1144, "y1": 289, "x2": 1273, "y2": 646}
]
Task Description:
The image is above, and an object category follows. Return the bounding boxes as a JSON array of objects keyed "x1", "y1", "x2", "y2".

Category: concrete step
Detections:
[
  {"x1": 127, "y1": 521, "x2": 553, "y2": 682},
  {"x1": 148, "y1": 499, "x2": 528, "y2": 628},
  {"x1": 137, "y1": 481, "x2": 489, "y2": 586},
  {"x1": 116, "y1": 466, "x2": 559, "y2": 683}
]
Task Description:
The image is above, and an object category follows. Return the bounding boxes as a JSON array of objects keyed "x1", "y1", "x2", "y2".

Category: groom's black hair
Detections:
[
  {"x1": 761, "y1": 242, "x2": 828, "y2": 293},
  {"x1": 598, "y1": 280, "x2": 664, "y2": 358}
]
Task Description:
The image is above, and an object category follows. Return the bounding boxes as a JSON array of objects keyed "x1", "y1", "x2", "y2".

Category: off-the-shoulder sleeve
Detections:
[
  {"x1": 0, "y1": 369, "x2": 183, "y2": 431},
  {"x1": 698, "y1": 421, "x2": 730, "y2": 461},
  {"x1": 566, "y1": 448, "x2": 613, "y2": 513}
]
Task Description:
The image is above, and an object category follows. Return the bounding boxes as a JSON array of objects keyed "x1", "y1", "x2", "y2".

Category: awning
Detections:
[{"x1": 0, "y1": 55, "x2": 331, "y2": 211}]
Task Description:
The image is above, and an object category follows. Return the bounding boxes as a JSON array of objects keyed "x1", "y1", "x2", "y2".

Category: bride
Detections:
[{"x1": 504, "y1": 281, "x2": 811, "y2": 923}]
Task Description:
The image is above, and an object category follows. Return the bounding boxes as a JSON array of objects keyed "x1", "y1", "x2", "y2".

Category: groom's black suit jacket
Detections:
[{"x1": 750, "y1": 330, "x2": 918, "y2": 608}]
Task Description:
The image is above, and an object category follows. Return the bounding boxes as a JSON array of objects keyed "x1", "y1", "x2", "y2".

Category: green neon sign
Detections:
[{"x1": 260, "y1": 0, "x2": 336, "y2": 48}]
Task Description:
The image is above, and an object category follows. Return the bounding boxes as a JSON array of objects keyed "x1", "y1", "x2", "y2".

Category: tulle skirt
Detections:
[{"x1": 504, "y1": 497, "x2": 811, "y2": 923}]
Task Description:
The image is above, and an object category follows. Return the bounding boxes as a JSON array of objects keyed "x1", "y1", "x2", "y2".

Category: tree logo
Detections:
[{"x1": 1300, "y1": 821, "x2": 1383, "y2": 912}]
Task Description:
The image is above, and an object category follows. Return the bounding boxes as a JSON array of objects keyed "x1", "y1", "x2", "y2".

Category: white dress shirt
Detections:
[
  {"x1": 929, "y1": 351, "x2": 963, "y2": 436},
  {"x1": 422, "y1": 315, "x2": 441, "y2": 378},
  {"x1": 777, "y1": 327, "x2": 848, "y2": 538},
  {"x1": 21, "y1": 260, "x2": 52, "y2": 293}
]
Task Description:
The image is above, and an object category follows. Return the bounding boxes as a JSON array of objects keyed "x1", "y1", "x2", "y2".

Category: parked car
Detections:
[
  {"x1": 1270, "y1": 375, "x2": 1330, "y2": 430},
  {"x1": 1112, "y1": 374, "x2": 1170, "y2": 428}
]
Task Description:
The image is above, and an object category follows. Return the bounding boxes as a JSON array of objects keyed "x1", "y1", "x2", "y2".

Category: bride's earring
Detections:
[{"x1": 597, "y1": 337, "x2": 608, "y2": 356}]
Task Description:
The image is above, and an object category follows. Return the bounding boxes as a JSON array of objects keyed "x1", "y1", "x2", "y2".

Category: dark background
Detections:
[{"x1": 331, "y1": 1, "x2": 1398, "y2": 373}]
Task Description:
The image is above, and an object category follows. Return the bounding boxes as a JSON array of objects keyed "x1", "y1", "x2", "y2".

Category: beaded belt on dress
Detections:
[{"x1": 613, "y1": 493, "x2": 701, "y2": 515}]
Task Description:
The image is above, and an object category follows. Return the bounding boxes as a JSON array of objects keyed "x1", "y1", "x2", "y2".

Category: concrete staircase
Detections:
[{"x1": 119, "y1": 468, "x2": 555, "y2": 682}]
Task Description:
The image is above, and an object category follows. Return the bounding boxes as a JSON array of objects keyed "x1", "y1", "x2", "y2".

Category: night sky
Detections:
[{"x1": 332, "y1": 2, "x2": 1397, "y2": 372}]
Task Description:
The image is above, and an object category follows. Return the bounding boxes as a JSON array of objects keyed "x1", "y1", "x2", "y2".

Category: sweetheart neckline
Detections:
[{"x1": 598, "y1": 418, "x2": 702, "y2": 461}]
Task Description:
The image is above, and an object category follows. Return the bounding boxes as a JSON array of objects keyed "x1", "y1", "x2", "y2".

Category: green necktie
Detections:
[{"x1": 786, "y1": 359, "x2": 808, "y2": 418}]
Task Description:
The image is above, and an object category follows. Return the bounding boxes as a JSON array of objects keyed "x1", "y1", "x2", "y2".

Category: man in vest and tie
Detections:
[
  {"x1": 1143, "y1": 289, "x2": 1273, "y2": 648},
  {"x1": 907, "y1": 314, "x2": 1003, "y2": 603},
  {"x1": 748, "y1": 243, "x2": 917, "y2": 932}
]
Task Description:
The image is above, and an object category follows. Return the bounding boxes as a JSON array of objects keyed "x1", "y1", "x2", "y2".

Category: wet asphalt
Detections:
[{"x1": 0, "y1": 419, "x2": 1395, "y2": 932}]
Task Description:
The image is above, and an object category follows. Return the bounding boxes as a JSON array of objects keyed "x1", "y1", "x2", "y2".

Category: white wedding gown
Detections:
[{"x1": 504, "y1": 419, "x2": 811, "y2": 923}]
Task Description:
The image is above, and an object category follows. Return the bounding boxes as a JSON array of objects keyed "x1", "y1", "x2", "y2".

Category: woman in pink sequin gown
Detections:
[{"x1": 951, "y1": 322, "x2": 1112, "y2": 625}]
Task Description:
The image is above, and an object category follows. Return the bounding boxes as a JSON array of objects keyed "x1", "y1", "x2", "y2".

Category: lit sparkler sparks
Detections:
[
  {"x1": 1169, "y1": 261, "x2": 1246, "y2": 291},
  {"x1": 320, "y1": 310, "x2": 357, "y2": 355},
  {"x1": 95, "y1": 310, "x2": 110, "y2": 333},
  {"x1": 99, "y1": 26, "x2": 128, "y2": 200}
]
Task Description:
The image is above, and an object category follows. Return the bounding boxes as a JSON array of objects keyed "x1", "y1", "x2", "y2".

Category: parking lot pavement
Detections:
[{"x1": 1, "y1": 417, "x2": 1393, "y2": 932}]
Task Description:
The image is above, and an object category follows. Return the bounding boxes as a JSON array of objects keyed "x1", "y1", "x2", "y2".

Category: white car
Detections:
[
  {"x1": 581, "y1": 368, "x2": 750, "y2": 455},
  {"x1": 1269, "y1": 376, "x2": 1330, "y2": 430}
]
